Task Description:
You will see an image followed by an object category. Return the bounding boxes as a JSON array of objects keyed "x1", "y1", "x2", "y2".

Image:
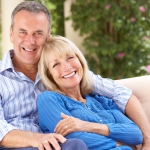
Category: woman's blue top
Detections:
[{"x1": 37, "y1": 91, "x2": 143, "y2": 150}]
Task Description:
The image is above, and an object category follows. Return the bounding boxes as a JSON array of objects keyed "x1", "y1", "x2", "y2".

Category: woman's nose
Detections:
[{"x1": 64, "y1": 63, "x2": 72, "y2": 72}]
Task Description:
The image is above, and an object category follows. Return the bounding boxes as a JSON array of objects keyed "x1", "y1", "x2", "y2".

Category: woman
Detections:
[{"x1": 37, "y1": 36, "x2": 142, "y2": 150}]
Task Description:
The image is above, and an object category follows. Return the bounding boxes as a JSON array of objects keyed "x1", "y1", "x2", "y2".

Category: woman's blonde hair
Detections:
[{"x1": 38, "y1": 35, "x2": 93, "y2": 96}]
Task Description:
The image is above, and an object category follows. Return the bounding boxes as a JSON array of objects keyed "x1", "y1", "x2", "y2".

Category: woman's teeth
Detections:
[{"x1": 63, "y1": 72, "x2": 75, "y2": 78}]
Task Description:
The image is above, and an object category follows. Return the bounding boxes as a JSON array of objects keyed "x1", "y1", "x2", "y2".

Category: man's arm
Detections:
[
  {"x1": 90, "y1": 71, "x2": 132, "y2": 113},
  {"x1": 125, "y1": 95, "x2": 150, "y2": 150},
  {"x1": 0, "y1": 97, "x2": 66, "y2": 150},
  {"x1": 0, "y1": 129, "x2": 66, "y2": 150},
  {"x1": 91, "y1": 72, "x2": 150, "y2": 149}
]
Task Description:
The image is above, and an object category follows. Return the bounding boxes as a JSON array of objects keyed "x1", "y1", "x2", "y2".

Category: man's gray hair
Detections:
[{"x1": 11, "y1": 1, "x2": 52, "y2": 31}]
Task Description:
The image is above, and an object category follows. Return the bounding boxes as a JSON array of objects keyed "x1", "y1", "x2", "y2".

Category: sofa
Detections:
[{"x1": 115, "y1": 75, "x2": 150, "y2": 149}]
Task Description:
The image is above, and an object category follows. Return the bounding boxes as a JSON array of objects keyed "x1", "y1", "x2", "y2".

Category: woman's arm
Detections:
[
  {"x1": 125, "y1": 94, "x2": 150, "y2": 149},
  {"x1": 37, "y1": 91, "x2": 119, "y2": 150},
  {"x1": 90, "y1": 71, "x2": 132, "y2": 113},
  {"x1": 56, "y1": 113, "x2": 142, "y2": 145},
  {"x1": 37, "y1": 91, "x2": 142, "y2": 146}
]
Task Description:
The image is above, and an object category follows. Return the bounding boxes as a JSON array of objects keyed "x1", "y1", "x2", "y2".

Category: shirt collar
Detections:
[
  {"x1": 0, "y1": 49, "x2": 14, "y2": 73},
  {"x1": 0, "y1": 49, "x2": 41, "y2": 83}
]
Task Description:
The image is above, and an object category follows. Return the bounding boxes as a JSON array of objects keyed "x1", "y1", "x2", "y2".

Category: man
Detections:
[
  {"x1": 0, "y1": 1, "x2": 149, "y2": 150},
  {"x1": 0, "y1": 2, "x2": 88, "y2": 150}
]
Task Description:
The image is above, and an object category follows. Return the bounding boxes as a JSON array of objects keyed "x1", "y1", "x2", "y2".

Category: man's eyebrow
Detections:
[
  {"x1": 18, "y1": 28, "x2": 43, "y2": 33},
  {"x1": 35, "y1": 30, "x2": 43, "y2": 33},
  {"x1": 19, "y1": 28, "x2": 26, "y2": 31}
]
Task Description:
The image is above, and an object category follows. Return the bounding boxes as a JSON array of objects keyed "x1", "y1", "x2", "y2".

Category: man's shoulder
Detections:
[{"x1": 0, "y1": 50, "x2": 13, "y2": 73}]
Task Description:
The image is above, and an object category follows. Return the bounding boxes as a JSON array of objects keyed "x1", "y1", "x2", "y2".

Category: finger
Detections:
[
  {"x1": 61, "y1": 113, "x2": 69, "y2": 119},
  {"x1": 55, "y1": 118, "x2": 67, "y2": 130},
  {"x1": 56, "y1": 121, "x2": 75, "y2": 136},
  {"x1": 54, "y1": 134, "x2": 67, "y2": 143},
  {"x1": 38, "y1": 143, "x2": 45, "y2": 150},
  {"x1": 55, "y1": 120, "x2": 70, "y2": 133},
  {"x1": 61, "y1": 128, "x2": 74, "y2": 136},
  {"x1": 42, "y1": 140, "x2": 52, "y2": 150},
  {"x1": 56, "y1": 124, "x2": 69, "y2": 135},
  {"x1": 47, "y1": 137, "x2": 61, "y2": 150},
  {"x1": 55, "y1": 117, "x2": 76, "y2": 134},
  {"x1": 55, "y1": 121, "x2": 65, "y2": 133}
]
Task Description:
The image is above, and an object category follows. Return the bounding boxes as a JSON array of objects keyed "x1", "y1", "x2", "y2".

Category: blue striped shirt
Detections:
[{"x1": 0, "y1": 50, "x2": 132, "y2": 141}]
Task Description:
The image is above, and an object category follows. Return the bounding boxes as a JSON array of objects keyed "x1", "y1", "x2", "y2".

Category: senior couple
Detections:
[{"x1": 0, "y1": 1, "x2": 149, "y2": 150}]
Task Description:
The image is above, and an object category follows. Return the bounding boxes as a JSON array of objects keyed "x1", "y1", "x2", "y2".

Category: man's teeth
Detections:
[
  {"x1": 63, "y1": 72, "x2": 75, "y2": 78},
  {"x1": 23, "y1": 48, "x2": 34, "y2": 52}
]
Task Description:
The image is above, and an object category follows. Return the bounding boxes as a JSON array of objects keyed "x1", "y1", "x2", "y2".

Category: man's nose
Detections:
[{"x1": 25, "y1": 34, "x2": 35, "y2": 44}]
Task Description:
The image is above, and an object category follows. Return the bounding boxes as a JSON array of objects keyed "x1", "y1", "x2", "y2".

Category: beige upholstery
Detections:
[
  {"x1": 115, "y1": 75, "x2": 150, "y2": 149},
  {"x1": 115, "y1": 75, "x2": 150, "y2": 122}
]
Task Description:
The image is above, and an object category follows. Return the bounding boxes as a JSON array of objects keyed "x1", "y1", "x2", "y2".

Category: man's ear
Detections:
[
  {"x1": 46, "y1": 30, "x2": 52, "y2": 41},
  {"x1": 50, "y1": 30, "x2": 52, "y2": 36},
  {"x1": 10, "y1": 27, "x2": 14, "y2": 43},
  {"x1": 49, "y1": 30, "x2": 52, "y2": 37}
]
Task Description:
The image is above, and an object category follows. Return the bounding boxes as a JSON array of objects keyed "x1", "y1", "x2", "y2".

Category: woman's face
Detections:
[{"x1": 48, "y1": 52, "x2": 83, "y2": 92}]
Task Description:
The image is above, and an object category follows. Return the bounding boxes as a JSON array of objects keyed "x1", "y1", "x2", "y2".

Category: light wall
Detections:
[
  {"x1": 1, "y1": 0, "x2": 24, "y2": 56},
  {"x1": 64, "y1": 0, "x2": 85, "y2": 53}
]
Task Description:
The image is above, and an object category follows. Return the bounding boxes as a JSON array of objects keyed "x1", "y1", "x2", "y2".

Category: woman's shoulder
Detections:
[
  {"x1": 89, "y1": 94, "x2": 114, "y2": 106},
  {"x1": 38, "y1": 91, "x2": 63, "y2": 101},
  {"x1": 39, "y1": 90, "x2": 59, "y2": 96},
  {"x1": 37, "y1": 91, "x2": 67, "y2": 106}
]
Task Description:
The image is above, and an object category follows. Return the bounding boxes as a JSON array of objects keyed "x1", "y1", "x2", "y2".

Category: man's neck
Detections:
[{"x1": 12, "y1": 57, "x2": 38, "y2": 82}]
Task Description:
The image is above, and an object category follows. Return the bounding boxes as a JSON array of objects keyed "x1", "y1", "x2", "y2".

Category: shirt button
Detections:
[
  {"x1": 100, "y1": 120, "x2": 102, "y2": 122},
  {"x1": 88, "y1": 108, "x2": 90, "y2": 110}
]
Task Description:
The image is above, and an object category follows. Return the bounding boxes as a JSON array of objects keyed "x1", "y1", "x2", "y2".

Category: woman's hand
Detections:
[
  {"x1": 55, "y1": 113, "x2": 109, "y2": 137},
  {"x1": 54, "y1": 113, "x2": 86, "y2": 136}
]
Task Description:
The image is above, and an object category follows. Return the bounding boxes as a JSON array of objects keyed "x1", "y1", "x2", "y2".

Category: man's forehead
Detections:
[
  {"x1": 14, "y1": 11, "x2": 49, "y2": 32},
  {"x1": 14, "y1": 10, "x2": 48, "y2": 23},
  {"x1": 18, "y1": 27, "x2": 43, "y2": 32}
]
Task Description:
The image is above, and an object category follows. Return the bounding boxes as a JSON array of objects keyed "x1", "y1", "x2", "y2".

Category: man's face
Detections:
[{"x1": 10, "y1": 10, "x2": 50, "y2": 66}]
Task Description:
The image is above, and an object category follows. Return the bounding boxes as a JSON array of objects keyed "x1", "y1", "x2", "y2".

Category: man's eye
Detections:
[
  {"x1": 20, "y1": 31, "x2": 26, "y2": 34},
  {"x1": 36, "y1": 32, "x2": 42, "y2": 35}
]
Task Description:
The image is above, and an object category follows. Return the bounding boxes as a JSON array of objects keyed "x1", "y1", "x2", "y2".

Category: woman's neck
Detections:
[{"x1": 62, "y1": 87, "x2": 86, "y2": 103}]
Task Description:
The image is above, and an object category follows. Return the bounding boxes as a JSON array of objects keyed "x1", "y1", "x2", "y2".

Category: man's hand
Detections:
[
  {"x1": 141, "y1": 139, "x2": 150, "y2": 150},
  {"x1": 35, "y1": 133, "x2": 67, "y2": 150},
  {"x1": 0, "y1": 130, "x2": 66, "y2": 150},
  {"x1": 116, "y1": 141, "x2": 138, "y2": 150}
]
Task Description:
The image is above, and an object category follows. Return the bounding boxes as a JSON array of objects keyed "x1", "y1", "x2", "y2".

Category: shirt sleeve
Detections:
[
  {"x1": 93, "y1": 95, "x2": 143, "y2": 145},
  {"x1": 107, "y1": 123, "x2": 143, "y2": 145},
  {"x1": 90, "y1": 71, "x2": 132, "y2": 113},
  {"x1": 0, "y1": 97, "x2": 17, "y2": 141}
]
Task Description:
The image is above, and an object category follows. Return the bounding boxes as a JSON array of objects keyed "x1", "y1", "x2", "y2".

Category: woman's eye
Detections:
[
  {"x1": 69, "y1": 56, "x2": 74, "y2": 59},
  {"x1": 53, "y1": 63, "x2": 58, "y2": 68}
]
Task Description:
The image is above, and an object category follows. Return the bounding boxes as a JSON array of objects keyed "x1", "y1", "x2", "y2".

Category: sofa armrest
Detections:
[{"x1": 115, "y1": 75, "x2": 150, "y2": 122}]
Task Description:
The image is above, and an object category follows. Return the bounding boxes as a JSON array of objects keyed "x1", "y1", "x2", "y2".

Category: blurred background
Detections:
[{"x1": 1, "y1": 0, "x2": 150, "y2": 79}]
